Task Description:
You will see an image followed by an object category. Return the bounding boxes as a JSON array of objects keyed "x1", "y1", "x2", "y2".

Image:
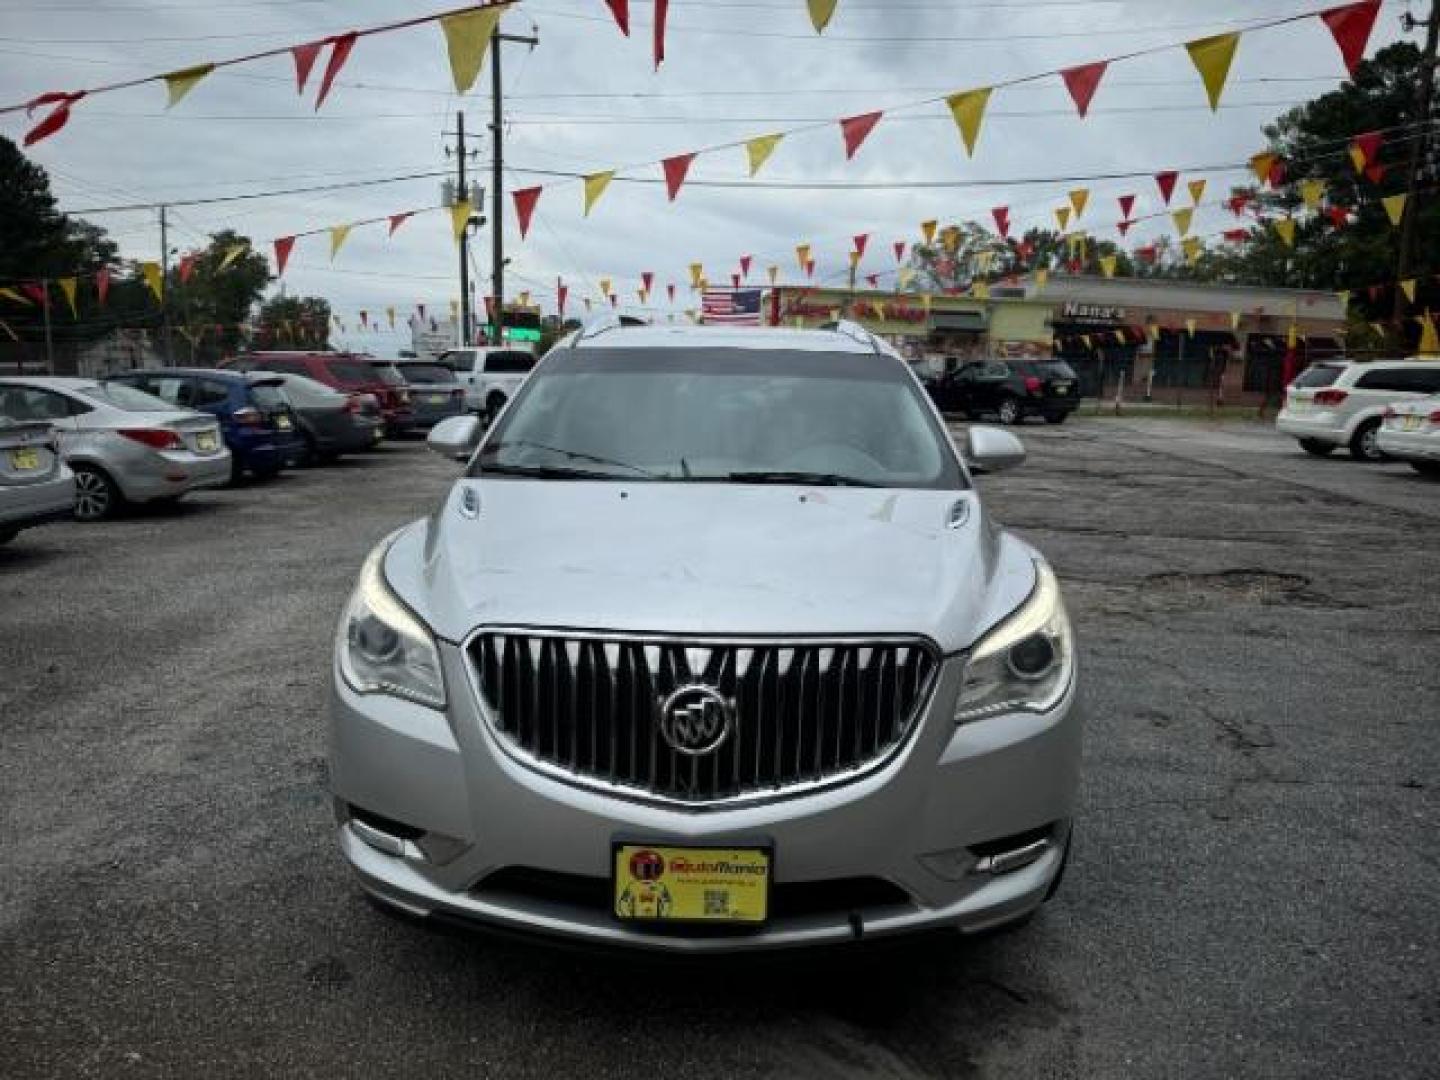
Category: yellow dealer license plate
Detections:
[
  {"x1": 275, "y1": 415, "x2": 292, "y2": 430},
  {"x1": 613, "y1": 844, "x2": 770, "y2": 924},
  {"x1": 1403, "y1": 415, "x2": 1422, "y2": 431},
  {"x1": 9, "y1": 448, "x2": 40, "y2": 470},
  {"x1": 197, "y1": 431, "x2": 217, "y2": 451}
]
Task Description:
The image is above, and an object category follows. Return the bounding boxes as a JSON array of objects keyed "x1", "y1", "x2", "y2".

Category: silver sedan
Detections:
[
  {"x1": 0, "y1": 419, "x2": 74, "y2": 545},
  {"x1": 0, "y1": 377, "x2": 230, "y2": 520}
]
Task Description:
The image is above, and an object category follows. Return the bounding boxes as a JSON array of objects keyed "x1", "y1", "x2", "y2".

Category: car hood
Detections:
[{"x1": 386, "y1": 480, "x2": 1039, "y2": 655}]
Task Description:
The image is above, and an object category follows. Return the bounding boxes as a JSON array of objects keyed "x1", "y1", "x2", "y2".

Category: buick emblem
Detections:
[{"x1": 658, "y1": 685, "x2": 733, "y2": 756}]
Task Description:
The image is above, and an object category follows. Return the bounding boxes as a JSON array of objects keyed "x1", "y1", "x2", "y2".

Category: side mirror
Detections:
[
  {"x1": 427, "y1": 414, "x2": 481, "y2": 460},
  {"x1": 965, "y1": 425, "x2": 1026, "y2": 473}
]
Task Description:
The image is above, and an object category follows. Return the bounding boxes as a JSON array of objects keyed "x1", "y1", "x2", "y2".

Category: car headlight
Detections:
[
  {"x1": 337, "y1": 533, "x2": 446, "y2": 709},
  {"x1": 955, "y1": 560, "x2": 1073, "y2": 724}
]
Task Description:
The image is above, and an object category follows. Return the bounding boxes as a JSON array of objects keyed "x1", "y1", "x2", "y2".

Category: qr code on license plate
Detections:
[{"x1": 703, "y1": 890, "x2": 730, "y2": 916}]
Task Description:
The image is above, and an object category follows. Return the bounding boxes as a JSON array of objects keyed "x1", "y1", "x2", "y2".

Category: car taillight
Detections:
[
  {"x1": 1024, "y1": 375, "x2": 1043, "y2": 394},
  {"x1": 118, "y1": 428, "x2": 182, "y2": 450},
  {"x1": 1313, "y1": 389, "x2": 1348, "y2": 407},
  {"x1": 233, "y1": 406, "x2": 263, "y2": 426},
  {"x1": 344, "y1": 394, "x2": 362, "y2": 414},
  {"x1": 1430, "y1": 409, "x2": 1440, "y2": 423}
]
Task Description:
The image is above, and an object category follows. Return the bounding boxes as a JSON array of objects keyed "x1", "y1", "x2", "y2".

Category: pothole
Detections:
[{"x1": 1143, "y1": 570, "x2": 1313, "y2": 604}]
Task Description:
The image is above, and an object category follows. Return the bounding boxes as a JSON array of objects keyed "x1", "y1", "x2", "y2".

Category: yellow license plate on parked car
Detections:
[
  {"x1": 613, "y1": 844, "x2": 770, "y2": 924},
  {"x1": 1403, "y1": 415, "x2": 1422, "y2": 431},
  {"x1": 197, "y1": 432, "x2": 217, "y2": 451},
  {"x1": 275, "y1": 415, "x2": 292, "y2": 430},
  {"x1": 429, "y1": 393, "x2": 448, "y2": 404},
  {"x1": 8, "y1": 448, "x2": 40, "y2": 470}
]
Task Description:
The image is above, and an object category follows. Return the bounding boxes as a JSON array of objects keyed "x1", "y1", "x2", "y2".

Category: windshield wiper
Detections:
[
  {"x1": 483, "y1": 439, "x2": 659, "y2": 478},
  {"x1": 723, "y1": 470, "x2": 881, "y2": 488},
  {"x1": 479, "y1": 462, "x2": 632, "y2": 481}
]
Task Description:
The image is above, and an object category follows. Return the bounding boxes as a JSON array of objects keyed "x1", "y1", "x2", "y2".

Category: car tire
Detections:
[
  {"x1": 1411, "y1": 460, "x2": 1440, "y2": 477},
  {"x1": 485, "y1": 392, "x2": 507, "y2": 421},
  {"x1": 1298, "y1": 438, "x2": 1334, "y2": 457},
  {"x1": 251, "y1": 463, "x2": 283, "y2": 481},
  {"x1": 0, "y1": 528, "x2": 16, "y2": 546},
  {"x1": 996, "y1": 397, "x2": 1022, "y2": 426},
  {"x1": 1043, "y1": 411, "x2": 1069, "y2": 425},
  {"x1": 1349, "y1": 419, "x2": 1386, "y2": 462},
  {"x1": 72, "y1": 465, "x2": 121, "y2": 521},
  {"x1": 299, "y1": 432, "x2": 318, "y2": 467}
]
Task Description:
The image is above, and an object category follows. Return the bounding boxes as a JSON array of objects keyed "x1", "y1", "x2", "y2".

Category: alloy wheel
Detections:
[
  {"x1": 998, "y1": 399, "x2": 1020, "y2": 425},
  {"x1": 1360, "y1": 427, "x2": 1382, "y2": 460},
  {"x1": 73, "y1": 470, "x2": 112, "y2": 521}
]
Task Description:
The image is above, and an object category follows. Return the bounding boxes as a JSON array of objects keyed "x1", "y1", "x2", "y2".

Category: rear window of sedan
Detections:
[
  {"x1": 485, "y1": 350, "x2": 538, "y2": 374},
  {"x1": 1293, "y1": 363, "x2": 1344, "y2": 388},
  {"x1": 397, "y1": 363, "x2": 457, "y2": 384},
  {"x1": 85, "y1": 382, "x2": 173, "y2": 411},
  {"x1": 249, "y1": 383, "x2": 289, "y2": 409}
]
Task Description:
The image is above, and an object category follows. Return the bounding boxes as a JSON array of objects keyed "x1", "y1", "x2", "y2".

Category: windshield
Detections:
[
  {"x1": 1293, "y1": 363, "x2": 1344, "y2": 388},
  {"x1": 372, "y1": 364, "x2": 407, "y2": 386},
  {"x1": 485, "y1": 350, "x2": 538, "y2": 374},
  {"x1": 398, "y1": 363, "x2": 457, "y2": 384},
  {"x1": 83, "y1": 382, "x2": 173, "y2": 411},
  {"x1": 474, "y1": 347, "x2": 964, "y2": 489}
]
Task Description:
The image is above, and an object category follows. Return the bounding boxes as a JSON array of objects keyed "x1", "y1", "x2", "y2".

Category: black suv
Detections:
[{"x1": 927, "y1": 358, "x2": 1081, "y2": 425}]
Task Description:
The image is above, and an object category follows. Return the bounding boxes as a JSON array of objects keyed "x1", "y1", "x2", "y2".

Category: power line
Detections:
[{"x1": 67, "y1": 171, "x2": 450, "y2": 214}]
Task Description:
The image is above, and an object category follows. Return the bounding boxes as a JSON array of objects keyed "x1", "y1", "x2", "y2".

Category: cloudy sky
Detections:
[{"x1": 0, "y1": 0, "x2": 1418, "y2": 352}]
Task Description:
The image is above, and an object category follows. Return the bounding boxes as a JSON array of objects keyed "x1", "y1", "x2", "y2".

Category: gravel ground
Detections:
[{"x1": 1, "y1": 422, "x2": 1436, "y2": 1079}]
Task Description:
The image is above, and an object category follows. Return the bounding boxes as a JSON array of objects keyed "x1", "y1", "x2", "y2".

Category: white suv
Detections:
[
  {"x1": 435, "y1": 346, "x2": 538, "y2": 419},
  {"x1": 1276, "y1": 359, "x2": 1440, "y2": 461}
]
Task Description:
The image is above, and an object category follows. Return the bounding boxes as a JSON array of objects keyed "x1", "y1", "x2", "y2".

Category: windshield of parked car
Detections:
[
  {"x1": 1293, "y1": 363, "x2": 1344, "y2": 388},
  {"x1": 1013, "y1": 360, "x2": 1079, "y2": 380},
  {"x1": 397, "y1": 363, "x2": 457, "y2": 384},
  {"x1": 81, "y1": 382, "x2": 174, "y2": 411},
  {"x1": 484, "y1": 350, "x2": 538, "y2": 374},
  {"x1": 474, "y1": 347, "x2": 965, "y2": 489}
]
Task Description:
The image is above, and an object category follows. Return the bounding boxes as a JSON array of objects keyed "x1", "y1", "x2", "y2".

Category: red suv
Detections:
[{"x1": 235, "y1": 352, "x2": 414, "y2": 434}]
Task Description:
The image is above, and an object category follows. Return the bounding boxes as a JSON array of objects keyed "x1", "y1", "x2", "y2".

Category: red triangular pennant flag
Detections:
[
  {"x1": 1223, "y1": 228, "x2": 1250, "y2": 242},
  {"x1": 662, "y1": 153, "x2": 697, "y2": 201},
  {"x1": 1326, "y1": 205, "x2": 1350, "y2": 228},
  {"x1": 1060, "y1": 61, "x2": 1108, "y2": 118},
  {"x1": 1321, "y1": 0, "x2": 1382, "y2": 76},
  {"x1": 667, "y1": 283, "x2": 676, "y2": 302},
  {"x1": 1137, "y1": 245, "x2": 1158, "y2": 264},
  {"x1": 991, "y1": 207, "x2": 1010, "y2": 239},
  {"x1": 178, "y1": 253, "x2": 197, "y2": 284},
  {"x1": 315, "y1": 32, "x2": 357, "y2": 111},
  {"x1": 1353, "y1": 131, "x2": 1384, "y2": 168},
  {"x1": 1117, "y1": 219, "x2": 1134, "y2": 237},
  {"x1": 512, "y1": 186, "x2": 542, "y2": 237},
  {"x1": 604, "y1": 0, "x2": 630, "y2": 35},
  {"x1": 21, "y1": 283, "x2": 48, "y2": 307},
  {"x1": 557, "y1": 280, "x2": 568, "y2": 319},
  {"x1": 893, "y1": 241, "x2": 906, "y2": 263},
  {"x1": 653, "y1": 0, "x2": 669, "y2": 70},
  {"x1": 865, "y1": 274, "x2": 880, "y2": 288},
  {"x1": 839, "y1": 111, "x2": 883, "y2": 159},
  {"x1": 1155, "y1": 171, "x2": 1179, "y2": 205},
  {"x1": 292, "y1": 41, "x2": 323, "y2": 93},
  {"x1": 1118, "y1": 194, "x2": 1136, "y2": 219},
  {"x1": 273, "y1": 236, "x2": 296, "y2": 276},
  {"x1": 95, "y1": 267, "x2": 110, "y2": 306},
  {"x1": 1268, "y1": 160, "x2": 1288, "y2": 188},
  {"x1": 731, "y1": 273, "x2": 741, "y2": 289},
  {"x1": 1365, "y1": 163, "x2": 1387, "y2": 184},
  {"x1": 23, "y1": 92, "x2": 84, "y2": 147},
  {"x1": 853, "y1": 233, "x2": 869, "y2": 259},
  {"x1": 739, "y1": 255, "x2": 752, "y2": 278},
  {"x1": 387, "y1": 212, "x2": 413, "y2": 236},
  {"x1": 641, "y1": 271, "x2": 654, "y2": 293},
  {"x1": 1227, "y1": 192, "x2": 1252, "y2": 216}
]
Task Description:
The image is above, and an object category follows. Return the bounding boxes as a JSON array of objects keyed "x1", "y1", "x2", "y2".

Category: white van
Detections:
[{"x1": 435, "y1": 346, "x2": 539, "y2": 419}]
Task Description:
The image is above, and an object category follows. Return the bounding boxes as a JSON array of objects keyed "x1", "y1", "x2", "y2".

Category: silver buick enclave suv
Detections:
[{"x1": 329, "y1": 319, "x2": 1081, "y2": 951}]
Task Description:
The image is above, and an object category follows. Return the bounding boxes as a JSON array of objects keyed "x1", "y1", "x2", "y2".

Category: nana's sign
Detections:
[{"x1": 1061, "y1": 302, "x2": 1127, "y2": 324}]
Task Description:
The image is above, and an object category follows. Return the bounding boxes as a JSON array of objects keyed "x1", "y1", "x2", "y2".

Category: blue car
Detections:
[{"x1": 105, "y1": 368, "x2": 305, "y2": 482}]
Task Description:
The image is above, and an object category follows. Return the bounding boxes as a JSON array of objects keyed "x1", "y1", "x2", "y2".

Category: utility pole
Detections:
[
  {"x1": 455, "y1": 111, "x2": 473, "y2": 347},
  {"x1": 1394, "y1": 3, "x2": 1440, "y2": 329},
  {"x1": 491, "y1": 24, "x2": 538, "y2": 345},
  {"x1": 159, "y1": 204, "x2": 173, "y2": 365}
]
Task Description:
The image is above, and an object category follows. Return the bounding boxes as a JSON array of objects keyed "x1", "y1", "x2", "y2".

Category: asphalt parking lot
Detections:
[{"x1": 2, "y1": 420, "x2": 1436, "y2": 1079}]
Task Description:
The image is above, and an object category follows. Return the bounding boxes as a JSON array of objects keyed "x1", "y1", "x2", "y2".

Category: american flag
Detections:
[{"x1": 700, "y1": 288, "x2": 763, "y2": 326}]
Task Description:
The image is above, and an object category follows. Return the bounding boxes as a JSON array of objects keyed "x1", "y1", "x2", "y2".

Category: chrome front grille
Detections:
[{"x1": 468, "y1": 631, "x2": 939, "y2": 804}]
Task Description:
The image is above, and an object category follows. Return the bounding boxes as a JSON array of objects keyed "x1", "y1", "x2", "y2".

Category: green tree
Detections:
[
  {"x1": 0, "y1": 135, "x2": 116, "y2": 284},
  {"x1": 168, "y1": 230, "x2": 272, "y2": 361},
  {"x1": 257, "y1": 295, "x2": 331, "y2": 350},
  {"x1": 903, "y1": 223, "x2": 1132, "y2": 291}
]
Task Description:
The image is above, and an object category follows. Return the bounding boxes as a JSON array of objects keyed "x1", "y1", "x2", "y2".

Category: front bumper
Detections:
[
  {"x1": 1377, "y1": 427, "x2": 1440, "y2": 462},
  {"x1": 329, "y1": 643, "x2": 1082, "y2": 952}
]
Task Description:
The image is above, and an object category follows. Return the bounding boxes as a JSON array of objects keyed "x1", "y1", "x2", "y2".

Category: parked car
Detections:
[
  {"x1": 392, "y1": 360, "x2": 466, "y2": 429},
  {"x1": 0, "y1": 419, "x2": 74, "y2": 544},
  {"x1": 0, "y1": 377, "x2": 229, "y2": 520},
  {"x1": 236, "y1": 352, "x2": 415, "y2": 435},
  {"x1": 329, "y1": 319, "x2": 1079, "y2": 951},
  {"x1": 259, "y1": 371, "x2": 384, "y2": 463},
  {"x1": 927, "y1": 358, "x2": 1081, "y2": 425},
  {"x1": 1377, "y1": 397, "x2": 1440, "y2": 476},
  {"x1": 105, "y1": 368, "x2": 304, "y2": 482},
  {"x1": 1276, "y1": 358, "x2": 1440, "y2": 461},
  {"x1": 434, "y1": 345, "x2": 538, "y2": 419}
]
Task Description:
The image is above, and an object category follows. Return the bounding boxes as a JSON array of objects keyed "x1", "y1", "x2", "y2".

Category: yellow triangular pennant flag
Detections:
[
  {"x1": 745, "y1": 133, "x2": 783, "y2": 176},
  {"x1": 1188, "y1": 179, "x2": 1207, "y2": 205},
  {"x1": 872, "y1": 301, "x2": 887, "y2": 319},
  {"x1": 946, "y1": 87, "x2": 992, "y2": 157},
  {"x1": 1230, "y1": 310, "x2": 1242, "y2": 330},
  {"x1": 920, "y1": 220, "x2": 938, "y2": 245},
  {"x1": 848, "y1": 250, "x2": 862, "y2": 271},
  {"x1": 1172, "y1": 207, "x2": 1194, "y2": 236},
  {"x1": 1300, "y1": 179, "x2": 1326, "y2": 209},
  {"x1": 807, "y1": 0, "x2": 838, "y2": 32},
  {"x1": 163, "y1": 63, "x2": 214, "y2": 108},
  {"x1": 329, "y1": 224, "x2": 353, "y2": 260},
  {"x1": 583, "y1": 171, "x2": 615, "y2": 216},
  {"x1": 1081, "y1": 335, "x2": 1092, "y2": 350},
  {"x1": 1183, "y1": 236, "x2": 1202, "y2": 264},
  {"x1": 897, "y1": 267, "x2": 915, "y2": 288},
  {"x1": 1099, "y1": 254, "x2": 1117, "y2": 278},
  {"x1": 0, "y1": 287, "x2": 30, "y2": 306},
  {"x1": 218, "y1": 243, "x2": 247, "y2": 271},
  {"x1": 518, "y1": 291, "x2": 530, "y2": 307},
  {"x1": 1273, "y1": 217, "x2": 1296, "y2": 247},
  {"x1": 450, "y1": 200, "x2": 472, "y2": 242},
  {"x1": 689, "y1": 263, "x2": 704, "y2": 288},
  {"x1": 1186, "y1": 32, "x2": 1239, "y2": 111},
  {"x1": 1185, "y1": 318, "x2": 1197, "y2": 337},
  {"x1": 1401, "y1": 278, "x2": 1417, "y2": 303},
  {"x1": 599, "y1": 277, "x2": 613, "y2": 297},
  {"x1": 1069, "y1": 188, "x2": 1089, "y2": 219},
  {"x1": 1250, "y1": 152, "x2": 1276, "y2": 185},
  {"x1": 1419, "y1": 312, "x2": 1440, "y2": 355},
  {"x1": 1055, "y1": 207, "x2": 1072, "y2": 231},
  {"x1": 1383, "y1": 193, "x2": 1408, "y2": 227},
  {"x1": 386, "y1": 306, "x2": 396, "y2": 329},
  {"x1": 638, "y1": 288, "x2": 648, "y2": 304},
  {"x1": 141, "y1": 261, "x2": 164, "y2": 300},
  {"x1": 1287, "y1": 322, "x2": 1298, "y2": 348},
  {"x1": 975, "y1": 250, "x2": 994, "y2": 272},
  {"x1": 795, "y1": 244, "x2": 810, "y2": 271},
  {"x1": 1349, "y1": 145, "x2": 1367, "y2": 173},
  {"x1": 441, "y1": 6, "x2": 503, "y2": 94},
  {"x1": 1035, "y1": 268, "x2": 1049, "y2": 290},
  {"x1": 921, "y1": 293, "x2": 933, "y2": 314},
  {"x1": 972, "y1": 281, "x2": 990, "y2": 300},
  {"x1": 1113, "y1": 331, "x2": 1126, "y2": 345},
  {"x1": 1337, "y1": 289, "x2": 1351, "y2": 309},
  {"x1": 57, "y1": 277, "x2": 78, "y2": 317},
  {"x1": 1148, "y1": 324, "x2": 1161, "y2": 343},
  {"x1": 1067, "y1": 232, "x2": 1087, "y2": 256}
]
